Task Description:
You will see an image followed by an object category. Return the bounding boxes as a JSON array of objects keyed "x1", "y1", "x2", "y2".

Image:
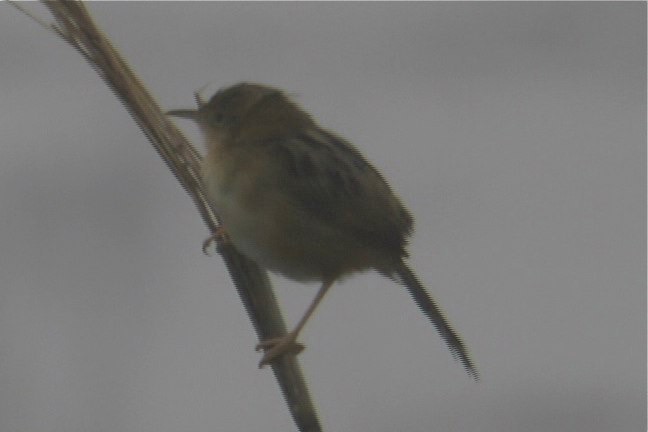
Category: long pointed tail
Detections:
[{"x1": 393, "y1": 261, "x2": 479, "y2": 381}]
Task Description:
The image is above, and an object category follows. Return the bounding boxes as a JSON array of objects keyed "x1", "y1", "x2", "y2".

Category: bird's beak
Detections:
[{"x1": 165, "y1": 108, "x2": 200, "y2": 121}]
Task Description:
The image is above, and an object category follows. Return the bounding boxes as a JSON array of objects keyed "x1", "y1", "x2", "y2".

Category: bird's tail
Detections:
[{"x1": 392, "y1": 261, "x2": 479, "y2": 381}]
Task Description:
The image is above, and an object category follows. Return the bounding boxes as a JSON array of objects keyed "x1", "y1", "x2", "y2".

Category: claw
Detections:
[
  {"x1": 256, "y1": 335, "x2": 305, "y2": 367},
  {"x1": 202, "y1": 226, "x2": 229, "y2": 255}
]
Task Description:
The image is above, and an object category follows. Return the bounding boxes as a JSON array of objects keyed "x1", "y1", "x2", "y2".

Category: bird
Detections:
[{"x1": 167, "y1": 82, "x2": 478, "y2": 380}]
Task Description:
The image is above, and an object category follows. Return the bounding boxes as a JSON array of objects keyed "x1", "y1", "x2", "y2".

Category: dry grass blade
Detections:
[{"x1": 14, "y1": 1, "x2": 323, "y2": 431}]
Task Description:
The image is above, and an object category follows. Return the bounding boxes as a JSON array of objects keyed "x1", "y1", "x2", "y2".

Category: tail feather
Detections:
[{"x1": 393, "y1": 261, "x2": 479, "y2": 381}]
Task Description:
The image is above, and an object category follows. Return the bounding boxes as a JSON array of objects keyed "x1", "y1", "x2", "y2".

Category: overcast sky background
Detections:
[{"x1": 0, "y1": 2, "x2": 644, "y2": 432}]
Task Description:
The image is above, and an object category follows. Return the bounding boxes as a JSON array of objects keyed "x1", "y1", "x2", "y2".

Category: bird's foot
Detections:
[
  {"x1": 202, "y1": 226, "x2": 229, "y2": 255},
  {"x1": 255, "y1": 334, "x2": 305, "y2": 368}
]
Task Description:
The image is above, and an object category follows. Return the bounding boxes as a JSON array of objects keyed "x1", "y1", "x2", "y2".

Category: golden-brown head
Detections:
[{"x1": 168, "y1": 83, "x2": 314, "y2": 150}]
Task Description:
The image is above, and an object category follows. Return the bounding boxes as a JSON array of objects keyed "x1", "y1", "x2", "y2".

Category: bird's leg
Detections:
[
  {"x1": 202, "y1": 226, "x2": 229, "y2": 255},
  {"x1": 256, "y1": 279, "x2": 334, "y2": 367}
]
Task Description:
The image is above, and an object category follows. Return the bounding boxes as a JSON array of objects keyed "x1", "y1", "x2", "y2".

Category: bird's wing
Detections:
[{"x1": 258, "y1": 128, "x2": 413, "y2": 257}]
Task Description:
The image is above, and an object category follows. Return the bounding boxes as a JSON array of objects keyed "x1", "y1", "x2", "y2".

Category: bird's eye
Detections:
[{"x1": 205, "y1": 110, "x2": 226, "y2": 125}]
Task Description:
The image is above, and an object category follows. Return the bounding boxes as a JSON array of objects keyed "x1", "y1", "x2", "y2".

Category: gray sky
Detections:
[{"x1": 0, "y1": 2, "x2": 644, "y2": 432}]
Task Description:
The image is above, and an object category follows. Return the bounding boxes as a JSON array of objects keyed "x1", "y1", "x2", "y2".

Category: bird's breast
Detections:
[
  {"x1": 201, "y1": 152, "x2": 319, "y2": 280},
  {"x1": 200, "y1": 148, "x2": 387, "y2": 282}
]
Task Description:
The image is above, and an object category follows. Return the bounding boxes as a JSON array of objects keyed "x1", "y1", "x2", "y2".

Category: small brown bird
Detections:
[{"x1": 168, "y1": 83, "x2": 478, "y2": 379}]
